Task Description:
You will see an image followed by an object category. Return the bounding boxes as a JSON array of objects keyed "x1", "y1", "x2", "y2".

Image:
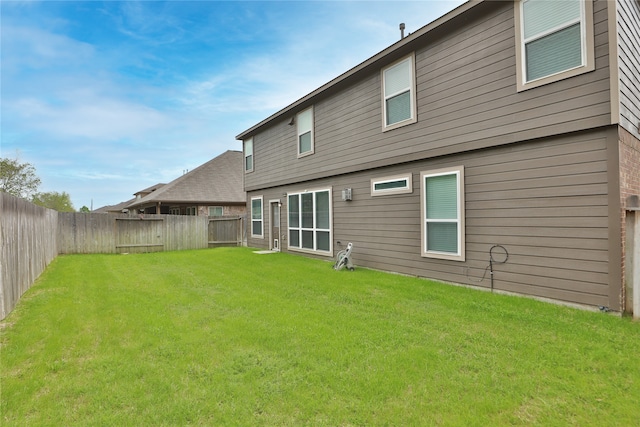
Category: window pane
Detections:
[
  {"x1": 426, "y1": 174, "x2": 458, "y2": 219},
  {"x1": 384, "y1": 58, "x2": 411, "y2": 95},
  {"x1": 301, "y1": 193, "x2": 314, "y2": 228},
  {"x1": 427, "y1": 222, "x2": 458, "y2": 253},
  {"x1": 375, "y1": 179, "x2": 408, "y2": 191},
  {"x1": 297, "y1": 109, "x2": 312, "y2": 133},
  {"x1": 289, "y1": 229, "x2": 299, "y2": 247},
  {"x1": 523, "y1": 0, "x2": 580, "y2": 39},
  {"x1": 526, "y1": 23, "x2": 582, "y2": 81},
  {"x1": 244, "y1": 139, "x2": 253, "y2": 171},
  {"x1": 386, "y1": 91, "x2": 411, "y2": 125},
  {"x1": 302, "y1": 230, "x2": 314, "y2": 249},
  {"x1": 299, "y1": 132, "x2": 312, "y2": 153},
  {"x1": 316, "y1": 191, "x2": 330, "y2": 229},
  {"x1": 316, "y1": 231, "x2": 330, "y2": 251},
  {"x1": 288, "y1": 195, "x2": 299, "y2": 227},
  {"x1": 251, "y1": 199, "x2": 262, "y2": 219},
  {"x1": 252, "y1": 220, "x2": 262, "y2": 236}
]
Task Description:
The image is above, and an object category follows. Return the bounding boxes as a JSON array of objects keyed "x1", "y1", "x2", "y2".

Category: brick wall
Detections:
[{"x1": 619, "y1": 126, "x2": 640, "y2": 311}]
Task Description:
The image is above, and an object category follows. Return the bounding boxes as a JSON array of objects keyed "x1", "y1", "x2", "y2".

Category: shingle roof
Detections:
[
  {"x1": 134, "y1": 183, "x2": 166, "y2": 196},
  {"x1": 127, "y1": 150, "x2": 245, "y2": 209},
  {"x1": 93, "y1": 198, "x2": 135, "y2": 213}
]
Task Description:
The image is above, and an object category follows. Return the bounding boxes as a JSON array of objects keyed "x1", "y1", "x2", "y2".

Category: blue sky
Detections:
[{"x1": 2, "y1": 0, "x2": 466, "y2": 210}]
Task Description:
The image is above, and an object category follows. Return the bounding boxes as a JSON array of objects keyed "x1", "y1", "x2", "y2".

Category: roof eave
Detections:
[{"x1": 235, "y1": 0, "x2": 480, "y2": 141}]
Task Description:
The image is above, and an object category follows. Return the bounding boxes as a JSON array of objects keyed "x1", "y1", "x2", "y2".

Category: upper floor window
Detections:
[
  {"x1": 297, "y1": 107, "x2": 314, "y2": 157},
  {"x1": 244, "y1": 138, "x2": 253, "y2": 172},
  {"x1": 382, "y1": 54, "x2": 416, "y2": 131},
  {"x1": 515, "y1": 0, "x2": 594, "y2": 91}
]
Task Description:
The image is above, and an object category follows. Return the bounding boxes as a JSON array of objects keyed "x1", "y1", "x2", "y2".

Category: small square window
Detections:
[{"x1": 209, "y1": 206, "x2": 223, "y2": 216}]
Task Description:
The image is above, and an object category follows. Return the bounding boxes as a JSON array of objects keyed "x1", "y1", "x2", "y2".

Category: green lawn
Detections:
[{"x1": 2, "y1": 248, "x2": 639, "y2": 426}]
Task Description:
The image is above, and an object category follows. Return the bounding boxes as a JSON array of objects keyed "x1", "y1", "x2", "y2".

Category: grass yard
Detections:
[{"x1": 1, "y1": 247, "x2": 639, "y2": 426}]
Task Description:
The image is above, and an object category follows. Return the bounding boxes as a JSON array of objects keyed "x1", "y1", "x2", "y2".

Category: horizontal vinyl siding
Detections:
[
  {"x1": 248, "y1": 129, "x2": 612, "y2": 308},
  {"x1": 245, "y1": 0, "x2": 612, "y2": 192},
  {"x1": 618, "y1": 0, "x2": 640, "y2": 140}
]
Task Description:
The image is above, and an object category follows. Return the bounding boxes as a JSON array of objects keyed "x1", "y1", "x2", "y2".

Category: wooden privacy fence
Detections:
[
  {"x1": 1, "y1": 191, "x2": 245, "y2": 319},
  {"x1": 58, "y1": 213, "x2": 245, "y2": 254},
  {"x1": 1, "y1": 193, "x2": 58, "y2": 320}
]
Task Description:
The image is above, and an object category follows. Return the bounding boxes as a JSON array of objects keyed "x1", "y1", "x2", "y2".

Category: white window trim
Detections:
[
  {"x1": 286, "y1": 188, "x2": 333, "y2": 256},
  {"x1": 381, "y1": 53, "x2": 417, "y2": 132},
  {"x1": 244, "y1": 137, "x2": 254, "y2": 173},
  {"x1": 297, "y1": 106, "x2": 315, "y2": 158},
  {"x1": 251, "y1": 196, "x2": 263, "y2": 238},
  {"x1": 420, "y1": 166, "x2": 465, "y2": 261},
  {"x1": 371, "y1": 173, "x2": 413, "y2": 196},
  {"x1": 514, "y1": 0, "x2": 595, "y2": 91}
]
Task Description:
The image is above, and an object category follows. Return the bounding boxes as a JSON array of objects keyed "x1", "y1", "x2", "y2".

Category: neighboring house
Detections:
[
  {"x1": 93, "y1": 184, "x2": 165, "y2": 214},
  {"x1": 126, "y1": 150, "x2": 246, "y2": 217},
  {"x1": 92, "y1": 198, "x2": 135, "y2": 214},
  {"x1": 236, "y1": 0, "x2": 640, "y2": 312}
]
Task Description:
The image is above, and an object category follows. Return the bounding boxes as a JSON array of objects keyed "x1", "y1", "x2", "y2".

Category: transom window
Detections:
[
  {"x1": 382, "y1": 54, "x2": 416, "y2": 130},
  {"x1": 251, "y1": 196, "x2": 263, "y2": 237},
  {"x1": 420, "y1": 166, "x2": 465, "y2": 261},
  {"x1": 371, "y1": 174, "x2": 413, "y2": 196},
  {"x1": 515, "y1": 0, "x2": 594, "y2": 90},
  {"x1": 288, "y1": 189, "x2": 332, "y2": 254},
  {"x1": 297, "y1": 107, "x2": 314, "y2": 157},
  {"x1": 244, "y1": 138, "x2": 253, "y2": 172}
]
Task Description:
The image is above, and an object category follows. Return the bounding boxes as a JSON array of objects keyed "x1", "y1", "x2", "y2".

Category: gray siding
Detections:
[
  {"x1": 245, "y1": 0, "x2": 612, "y2": 192},
  {"x1": 618, "y1": 0, "x2": 640, "y2": 140},
  {"x1": 248, "y1": 129, "x2": 614, "y2": 308}
]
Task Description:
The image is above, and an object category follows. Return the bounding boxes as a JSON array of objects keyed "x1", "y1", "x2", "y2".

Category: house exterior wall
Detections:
[
  {"x1": 617, "y1": 0, "x2": 640, "y2": 140},
  {"x1": 197, "y1": 204, "x2": 246, "y2": 217},
  {"x1": 248, "y1": 128, "x2": 618, "y2": 309},
  {"x1": 242, "y1": 0, "x2": 639, "y2": 310},
  {"x1": 245, "y1": 0, "x2": 612, "y2": 193}
]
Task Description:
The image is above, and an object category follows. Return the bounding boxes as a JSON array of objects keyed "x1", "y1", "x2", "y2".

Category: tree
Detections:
[
  {"x1": 0, "y1": 156, "x2": 41, "y2": 199},
  {"x1": 79, "y1": 206, "x2": 91, "y2": 213},
  {"x1": 32, "y1": 191, "x2": 75, "y2": 212}
]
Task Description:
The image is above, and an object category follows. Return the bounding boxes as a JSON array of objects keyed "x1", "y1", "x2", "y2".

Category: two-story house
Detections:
[{"x1": 236, "y1": 0, "x2": 640, "y2": 313}]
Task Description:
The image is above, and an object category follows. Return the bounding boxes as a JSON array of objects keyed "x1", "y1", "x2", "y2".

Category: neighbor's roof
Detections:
[
  {"x1": 127, "y1": 150, "x2": 245, "y2": 209},
  {"x1": 93, "y1": 198, "x2": 135, "y2": 213},
  {"x1": 134, "y1": 183, "x2": 166, "y2": 196},
  {"x1": 236, "y1": 0, "x2": 480, "y2": 140}
]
